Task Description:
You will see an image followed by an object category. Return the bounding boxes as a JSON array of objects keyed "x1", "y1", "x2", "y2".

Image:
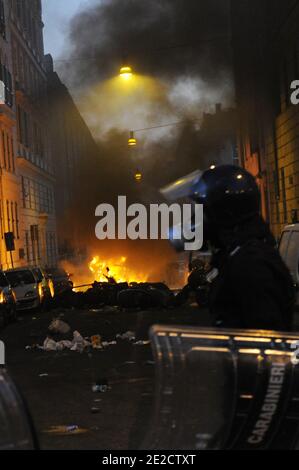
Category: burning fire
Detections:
[{"x1": 88, "y1": 255, "x2": 148, "y2": 284}]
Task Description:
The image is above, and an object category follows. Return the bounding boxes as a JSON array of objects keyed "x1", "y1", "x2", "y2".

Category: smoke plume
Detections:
[{"x1": 54, "y1": 0, "x2": 235, "y2": 280}]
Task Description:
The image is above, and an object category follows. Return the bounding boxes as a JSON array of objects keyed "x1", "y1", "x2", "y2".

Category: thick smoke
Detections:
[
  {"x1": 65, "y1": 0, "x2": 232, "y2": 87},
  {"x1": 60, "y1": 0, "x2": 233, "y2": 141},
  {"x1": 58, "y1": 0, "x2": 235, "y2": 176},
  {"x1": 54, "y1": 0, "x2": 235, "y2": 281}
]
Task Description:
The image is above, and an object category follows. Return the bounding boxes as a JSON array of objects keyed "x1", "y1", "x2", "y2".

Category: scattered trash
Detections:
[
  {"x1": 116, "y1": 331, "x2": 136, "y2": 342},
  {"x1": 91, "y1": 335, "x2": 103, "y2": 350},
  {"x1": 70, "y1": 331, "x2": 91, "y2": 352},
  {"x1": 94, "y1": 399, "x2": 102, "y2": 403},
  {"x1": 39, "y1": 373, "x2": 49, "y2": 378},
  {"x1": 67, "y1": 425, "x2": 79, "y2": 432},
  {"x1": 48, "y1": 319, "x2": 71, "y2": 335},
  {"x1": 134, "y1": 340, "x2": 150, "y2": 346},
  {"x1": 56, "y1": 340, "x2": 73, "y2": 351},
  {"x1": 92, "y1": 384, "x2": 109, "y2": 393},
  {"x1": 102, "y1": 341, "x2": 117, "y2": 347},
  {"x1": 41, "y1": 331, "x2": 90, "y2": 352},
  {"x1": 43, "y1": 337, "x2": 58, "y2": 351},
  {"x1": 43, "y1": 425, "x2": 88, "y2": 436},
  {"x1": 32, "y1": 317, "x2": 37, "y2": 320},
  {"x1": 92, "y1": 379, "x2": 109, "y2": 393},
  {"x1": 25, "y1": 344, "x2": 43, "y2": 351},
  {"x1": 90, "y1": 407, "x2": 100, "y2": 414}
]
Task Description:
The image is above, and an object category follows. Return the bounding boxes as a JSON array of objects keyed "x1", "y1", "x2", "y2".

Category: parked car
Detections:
[
  {"x1": 279, "y1": 223, "x2": 299, "y2": 306},
  {"x1": 0, "y1": 270, "x2": 17, "y2": 327},
  {"x1": 4, "y1": 268, "x2": 41, "y2": 311},
  {"x1": 31, "y1": 267, "x2": 55, "y2": 304},
  {"x1": 44, "y1": 267, "x2": 73, "y2": 296}
]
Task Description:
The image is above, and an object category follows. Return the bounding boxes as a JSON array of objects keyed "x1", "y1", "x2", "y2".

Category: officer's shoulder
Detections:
[{"x1": 229, "y1": 240, "x2": 282, "y2": 272}]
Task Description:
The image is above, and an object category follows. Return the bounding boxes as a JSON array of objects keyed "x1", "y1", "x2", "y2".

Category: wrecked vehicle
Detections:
[
  {"x1": 31, "y1": 267, "x2": 55, "y2": 309},
  {"x1": 118, "y1": 283, "x2": 173, "y2": 309},
  {"x1": 4, "y1": 268, "x2": 41, "y2": 312},
  {"x1": 45, "y1": 267, "x2": 73, "y2": 297},
  {"x1": 0, "y1": 270, "x2": 17, "y2": 327}
]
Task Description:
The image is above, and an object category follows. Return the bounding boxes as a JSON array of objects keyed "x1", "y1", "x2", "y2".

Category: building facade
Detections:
[
  {"x1": 10, "y1": 0, "x2": 57, "y2": 268},
  {"x1": 0, "y1": 0, "x2": 20, "y2": 269},
  {"x1": 45, "y1": 54, "x2": 100, "y2": 262},
  {"x1": 231, "y1": 0, "x2": 299, "y2": 238},
  {"x1": 0, "y1": 0, "x2": 57, "y2": 269}
]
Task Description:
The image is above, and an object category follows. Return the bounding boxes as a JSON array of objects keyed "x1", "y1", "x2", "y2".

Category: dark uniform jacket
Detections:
[{"x1": 209, "y1": 219, "x2": 295, "y2": 331}]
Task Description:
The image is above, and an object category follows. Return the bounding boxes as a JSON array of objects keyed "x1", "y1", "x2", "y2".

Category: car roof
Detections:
[
  {"x1": 4, "y1": 268, "x2": 34, "y2": 273},
  {"x1": 282, "y1": 224, "x2": 299, "y2": 231}
]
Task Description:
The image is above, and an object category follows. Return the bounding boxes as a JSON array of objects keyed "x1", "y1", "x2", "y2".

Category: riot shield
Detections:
[
  {"x1": 0, "y1": 368, "x2": 38, "y2": 450},
  {"x1": 143, "y1": 325, "x2": 299, "y2": 450}
]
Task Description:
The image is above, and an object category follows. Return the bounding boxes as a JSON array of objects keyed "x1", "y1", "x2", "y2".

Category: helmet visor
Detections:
[{"x1": 160, "y1": 170, "x2": 202, "y2": 202}]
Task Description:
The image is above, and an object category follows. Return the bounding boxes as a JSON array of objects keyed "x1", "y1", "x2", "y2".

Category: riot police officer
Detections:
[{"x1": 162, "y1": 165, "x2": 295, "y2": 331}]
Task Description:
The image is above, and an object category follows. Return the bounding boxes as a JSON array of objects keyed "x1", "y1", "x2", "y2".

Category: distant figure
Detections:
[{"x1": 104, "y1": 267, "x2": 117, "y2": 285}]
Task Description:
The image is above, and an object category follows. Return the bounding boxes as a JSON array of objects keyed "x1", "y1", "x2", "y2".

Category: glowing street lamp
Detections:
[
  {"x1": 128, "y1": 131, "x2": 137, "y2": 147},
  {"x1": 119, "y1": 65, "x2": 133, "y2": 80},
  {"x1": 134, "y1": 169, "x2": 142, "y2": 183}
]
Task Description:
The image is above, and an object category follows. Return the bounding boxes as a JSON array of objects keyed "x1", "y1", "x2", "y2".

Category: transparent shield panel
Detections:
[
  {"x1": 0, "y1": 370, "x2": 36, "y2": 450},
  {"x1": 143, "y1": 326, "x2": 299, "y2": 450}
]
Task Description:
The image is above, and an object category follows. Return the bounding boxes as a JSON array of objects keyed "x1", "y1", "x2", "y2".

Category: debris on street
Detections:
[
  {"x1": 92, "y1": 378, "x2": 110, "y2": 393},
  {"x1": 41, "y1": 331, "x2": 90, "y2": 352},
  {"x1": 116, "y1": 331, "x2": 136, "y2": 342},
  {"x1": 43, "y1": 425, "x2": 88, "y2": 436},
  {"x1": 134, "y1": 340, "x2": 150, "y2": 346},
  {"x1": 90, "y1": 335, "x2": 103, "y2": 349},
  {"x1": 48, "y1": 319, "x2": 71, "y2": 335},
  {"x1": 90, "y1": 407, "x2": 101, "y2": 414}
]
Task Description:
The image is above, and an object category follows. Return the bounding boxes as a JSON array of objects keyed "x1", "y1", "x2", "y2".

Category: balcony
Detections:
[
  {"x1": 0, "y1": 81, "x2": 15, "y2": 126},
  {"x1": 16, "y1": 144, "x2": 55, "y2": 182}
]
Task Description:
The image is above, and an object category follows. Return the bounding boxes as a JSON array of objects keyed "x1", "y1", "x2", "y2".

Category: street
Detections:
[{"x1": 0, "y1": 304, "x2": 210, "y2": 450}]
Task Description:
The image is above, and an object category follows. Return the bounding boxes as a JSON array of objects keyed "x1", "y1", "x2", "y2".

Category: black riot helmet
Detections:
[{"x1": 192, "y1": 165, "x2": 260, "y2": 228}]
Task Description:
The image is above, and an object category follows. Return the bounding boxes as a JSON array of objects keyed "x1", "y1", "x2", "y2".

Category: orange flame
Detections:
[{"x1": 88, "y1": 255, "x2": 148, "y2": 284}]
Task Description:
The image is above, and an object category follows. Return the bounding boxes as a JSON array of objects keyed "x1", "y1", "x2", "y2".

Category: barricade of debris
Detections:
[{"x1": 52, "y1": 281, "x2": 176, "y2": 311}]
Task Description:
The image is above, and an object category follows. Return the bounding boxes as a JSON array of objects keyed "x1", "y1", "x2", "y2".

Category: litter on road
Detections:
[
  {"x1": 48, "y1": 319, "x2": 71, "y2": 335},
  {"x1": 116, "y1": 331, "x2": 136, "y2": 342},
  {"x1": 42, "y1": 331, "x2": 90, "y2": 352}
]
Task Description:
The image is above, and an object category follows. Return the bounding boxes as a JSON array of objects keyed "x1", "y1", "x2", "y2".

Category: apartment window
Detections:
[
  {"x1": 11, "y1": 137, "x2": 15, "y2": 172},
  {"x1": 47, "y1": 232, "x2": 57, "y2": 268},
  {"x1": 281, "y1": 167, "x2": 288, "y2": 223},
  {"x1": 25, "y1": 231, "x2": 30, "y2": 262},
  {"x1": 0, "y1": 0, "x2": 6, "y2": 40},
  {"x1": 30, "y1": 225, "x2": 40, "y2": 262},
  {"x1": 0, "y1": 64, "x2": 13, "y2": 107},
  {"x1": 17, "y1": 106, "x2": 29, "y2": 147},
  {"x1": 6, "y1": 200, "x2": 10, "y2": 232},
  {"x1": 6, "y1": 134, "x2": 10, "y2": 171},
  {"x1": 16, "y1": 0, "x2": 22, "y2": 20},
  {"x1": 15, "y1": 203, "x2": 19, "y2": 239},
  {"x1": 1, "y1": 130, "x2": 6, "y2": 169},
  {"x1": 22, "y1": 176, "x2": 54, "y2": 214},
  {"x1": 10, "y1": 202, "x2": 15, "y2": 236}
]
